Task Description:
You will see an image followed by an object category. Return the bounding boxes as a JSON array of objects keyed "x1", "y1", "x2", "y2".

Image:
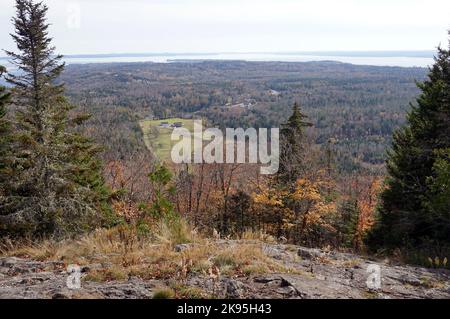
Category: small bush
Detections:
[
  {"x1": 172, "y1": 285, "x2": 210, "y2": 299},
  {"x1": 153, "y1": 288, "x2": 176, "y2": 299},
  {"x1": 394, "y1": 241, "x2": 450, "y2": 269},
  {"x1": 213, "y1": 254, "x2": 236, "y2": 268},
  {"x1": 156, "y1": 218, "x2": 194, "y2": 246},
  {"x1": 84, "y1": 267, "x2": 127, "y2": 282}
]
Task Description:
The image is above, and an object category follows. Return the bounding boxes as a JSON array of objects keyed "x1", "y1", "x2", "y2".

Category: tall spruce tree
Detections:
[
  {"x1": 0, "y1": 0, "x2": 110, "y2": 237},
  {"x1": 0, "y1": 66, "x2": 13, "y2": 189},
  {"x1": 278, "y1": 102, "x2": 312, "y2": 184},
  {"x1": 369, "y1": 35, "x2": 450, "y2": 249}
]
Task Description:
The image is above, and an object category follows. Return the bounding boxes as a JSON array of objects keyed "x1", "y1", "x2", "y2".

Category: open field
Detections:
[
  {"x1": 140, "y1": 117, "x2": 256, "y2": 164},
  {"x1": 62, "y1": 61, "x2": 426, "y2": 172},
  {"x1": 139, "y1": 118, "x2": 198, "y2": 161}
]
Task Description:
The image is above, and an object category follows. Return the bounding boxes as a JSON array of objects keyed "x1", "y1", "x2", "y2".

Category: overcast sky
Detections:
[{"x1": 1, "y1": 0, "x2": 449, "y2": 55}]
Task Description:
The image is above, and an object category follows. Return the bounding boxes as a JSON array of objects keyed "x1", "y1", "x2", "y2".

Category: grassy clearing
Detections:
[
  {"x1": 0, "y1": 222, "x2": 300, "y2": 283},
  {"x1": 139, "y1": 118, "x2": 198, "y2": 161}
]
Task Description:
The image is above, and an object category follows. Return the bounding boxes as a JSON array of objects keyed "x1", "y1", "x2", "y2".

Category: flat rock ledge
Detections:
[{"x1": 1, "y1": 244, "x2": 449, "y2": 299}]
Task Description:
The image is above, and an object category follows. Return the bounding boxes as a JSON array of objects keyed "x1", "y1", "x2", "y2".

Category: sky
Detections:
[{"x1": 0, "y1": 0, "x2": 449, "y2": 55}]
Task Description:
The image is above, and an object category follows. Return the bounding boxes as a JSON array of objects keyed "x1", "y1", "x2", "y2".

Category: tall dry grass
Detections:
[{"x1": 0, "y1": 219, "x2": 299, "y2": 282}]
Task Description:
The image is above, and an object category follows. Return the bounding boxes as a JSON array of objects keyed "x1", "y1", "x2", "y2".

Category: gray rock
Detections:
[
  {"x1": 1, "y1": 257, "x2": 25, "y2": 267},
  {"x1": 0, "y1": 267, "x2": 10, "y2": 274},
  {"x1": 398, "y1": 274, "x2": 424, "y2": 287},
  {"x1": 253, "y1": 275, "x2": 282, "y2": 284},
  {"x1": 224, "y1": 279, "x2": 244, "y2": 299},
  {"x1": 297, "y1": 247, "x2": 325, "y2": 259},
  {"x1": 174, "y1": 244, "x2": 192, "y2": 252},
  {"x1": 0, "y1": 242, "x2": 449, "y2": 299},
  {"x1": 52, "y1": 292, "x2": 70, "y2": 299}
]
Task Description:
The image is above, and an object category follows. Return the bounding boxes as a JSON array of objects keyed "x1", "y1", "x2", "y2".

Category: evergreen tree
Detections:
[
  {"x1": 0, "y1": 65, "x2": 13, "y2": 189},
  {"x1": 0, "y1": 0, "x2": 110, "y2": 237},
  {"x1": 425, "y1": 148, "x2": 450, "y2": 237},
  {"x1": 147, "y1": 164, "x2": 176, "y2": 220},
  {"x1": 369, "y1": 36, "x2": 450, "y2": 249},
  {"x1": 337, "y1": 199, "x2": 360, "y2": 248},
  {"x1": 278, "y1": 102, "x2": 312, "y2": 184},
  {"x1": 227, "y1": 191, "x2": 252, "y2": 237}
]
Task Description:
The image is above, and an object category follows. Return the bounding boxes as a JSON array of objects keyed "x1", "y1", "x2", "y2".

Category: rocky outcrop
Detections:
[{"x1": 0, "y1": 244, "x2": 449, "y2": 299}]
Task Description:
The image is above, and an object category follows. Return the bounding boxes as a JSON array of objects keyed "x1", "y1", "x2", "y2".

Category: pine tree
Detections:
[
  {"x1": 0, "y1": 66, "x2": 13, "y2": 189},
  {"x1": 147, "y1": 164, "x2": 176, "y2": 220},
  {"x1": 369, "y1": 35, "x2": 450, "y2": 249},
  {"x1": 0, "y1": 0, "x2": 110, "y2": 237},
  {"x1": 278, "y1": 102, "x2": 312, "y2": 184},
  {"x1": 338, "y1": 199, "x2": 360, "y2": 248},
  {"x1": 227, "y1": 191, "x2": 252, "y2": 237},
  {"x1": 425, "y1": 149, "x2": 450, "y2": 238}
]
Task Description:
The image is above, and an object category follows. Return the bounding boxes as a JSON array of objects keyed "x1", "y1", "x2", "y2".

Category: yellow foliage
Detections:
[{"x1": 251, "y1": 177, "x2": 337, "y2": 243}]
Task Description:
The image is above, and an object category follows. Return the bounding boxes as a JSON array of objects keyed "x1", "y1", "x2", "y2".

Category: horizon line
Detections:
[{"x1": 0, "y1": 50, "x2": 437, "y2": 60}]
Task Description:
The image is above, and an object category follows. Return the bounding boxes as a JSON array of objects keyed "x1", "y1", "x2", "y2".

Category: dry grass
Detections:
[
  {"x1": 0, "y1": 220, "x2": 299, "y2": 283},
  {"x1": 240, "y1": 230, "x2": 277, "y2": 243}
]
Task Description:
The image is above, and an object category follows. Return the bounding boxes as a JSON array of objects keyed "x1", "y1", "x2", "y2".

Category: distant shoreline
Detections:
[
  {"x1": 0, "y1": 50, "x2": 435, "y2": 60},
  {"x1": 0, "y1": 51, "x2": 434, "y2": 69}
]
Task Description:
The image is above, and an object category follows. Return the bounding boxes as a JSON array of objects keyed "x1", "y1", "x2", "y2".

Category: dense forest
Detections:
[
  {"x1": 61, "y1": 61, "x2": 427, "y2": 173},
  {"x1": 0, "y1": 0, "x2": 449, "y2": 278}
]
